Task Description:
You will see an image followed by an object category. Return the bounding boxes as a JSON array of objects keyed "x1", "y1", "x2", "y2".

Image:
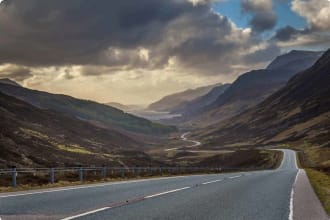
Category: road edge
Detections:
[{"x1": 293, "y1": 169, "x2": 329, "y2": 220}]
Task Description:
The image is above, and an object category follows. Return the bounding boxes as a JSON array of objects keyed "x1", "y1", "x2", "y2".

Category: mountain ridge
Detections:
[
  {"x1": 182, "y1": 50, "x2": 324, "y2": 127},
  {"x1": 0, "y1": 81, "x2": 176, "y2": 135},
  {"x1": 196, "y1": 49, "x2": 330, "y2": 147}
]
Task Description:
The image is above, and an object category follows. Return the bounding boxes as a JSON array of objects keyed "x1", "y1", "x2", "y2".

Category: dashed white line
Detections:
[
  {"x1": 202, "y1": 179, "x2": 223, "y2": 185},
  {"x1": 145, "y1": 187, "x2": 190, "y2": 199},
  {"x1": 228, "y1": 175, "x2": 242, "y2": 179},
  {"x1": 62, "y1": 207, "x2": 110, "y2": 220},
  {"x1": 61, "y1": 186, "x2": 191, "y2": 220}
]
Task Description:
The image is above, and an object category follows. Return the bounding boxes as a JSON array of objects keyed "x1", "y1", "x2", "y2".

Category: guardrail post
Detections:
[
  {"x1": 50, "y1": 167, "x2": 55, "y2": 184},
  {"x1": 102, "y1": 165, "x2": 107, "y2": 179},
  {"x1": 12, "y1": 166, "x2": 17, "y2": 187},
  {"x1": 149, "y1": 166, "x2": 152, "y2": 176},
  {"x1": 79, "y1": 165, "x2": 83, "y2": 183},
  {"x1": 121, "y1": 167, "x2": 125, "y2": 178}
]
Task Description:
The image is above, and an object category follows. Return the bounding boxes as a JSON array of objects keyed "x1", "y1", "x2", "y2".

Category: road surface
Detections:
[{"x1": 0, "y1": 149, "x2": 327, "y2": 220}]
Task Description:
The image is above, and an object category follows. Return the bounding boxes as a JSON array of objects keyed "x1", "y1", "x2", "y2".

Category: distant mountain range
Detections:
[
  {"x1": 179, "y1": 50, "x2": 323, "y2": 127},
  {"x1": 196, "y1": 49, "x2": 330, "y2": 147},
  {"x1": 0, "y1": 80, "x2": 176, "y2": 135},
  {"x1": 170, "y1": 83, "x2": 231, "y2": 115},
  {"x1": 148, "y1": 83, "x2": 223, "y2": 112},
  {"x1": 105, "y1": 102, "x2": 144, "y2": 112}
]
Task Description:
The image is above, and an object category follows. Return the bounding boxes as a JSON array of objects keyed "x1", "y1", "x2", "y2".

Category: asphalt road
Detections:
[
  {"x1": 0, "y1": 149, "x2": 303, "y2": 220},
  {"x1": 165, "y1": 132, "x2": 202, "y2": 151}
]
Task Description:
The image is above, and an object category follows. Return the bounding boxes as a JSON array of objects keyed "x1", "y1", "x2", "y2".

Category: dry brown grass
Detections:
[{"x1": 305, "y1": 168, "x2": 330, "y2": 215}]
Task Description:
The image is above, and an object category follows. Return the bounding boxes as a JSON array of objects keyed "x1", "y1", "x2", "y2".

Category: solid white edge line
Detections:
[
  {"x1": 0, "y1": 175, "x2": 195, "y2": 199},
  {"x1": 228, "y1": 175, "x2": 241, "y2": 179},
  {"x1": 145, "y1": 186, "x2": 190, "y2": 199},
  {"x1": 289, "y1": 169, "x2": 301, "y2": 220},
  {"x1": 62, "y1": 207, "x2": 111, "y2": 220},
  {"x1": 202, "y1": 179, "x2": 223, "y2": 185}
]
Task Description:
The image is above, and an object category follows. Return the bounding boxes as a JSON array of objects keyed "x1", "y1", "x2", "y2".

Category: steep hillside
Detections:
[
  {"x1": 0, "y1": 82, "x2": 176, "y2": 135},
  {"x1": 148, "y1": 83, "x2": 222, "y2": 112},
  {"x1": 197, "y1": 49, "x2": 330, "y2": 147},
  {"x1": 171, "y1": 84, "x2": 231, "y2": 115},
  {"x1": 185, "y1": 50, "x2": 323, "y2": 127},
  {"x1": 0, "y1": 92, "x2": 156, "y2": 167}
]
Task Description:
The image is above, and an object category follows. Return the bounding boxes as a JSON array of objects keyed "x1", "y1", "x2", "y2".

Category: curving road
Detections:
[
  {"x1": 1, "y1": 149, "x2": 316, "y2": 220},
  {"x1": 165, "y1": 132, "x2": 201, "y2": 151}
]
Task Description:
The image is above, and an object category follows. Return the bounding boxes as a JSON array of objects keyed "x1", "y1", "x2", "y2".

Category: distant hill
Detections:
[
  {"x1": 197, "y1": 49, "x2": 330, "y2": 147},
  {"x1": 106, "y1": 102, "x2": 143, "y2": 112},
  {"x1": 0, "y1": 91, "x2": 148, "y2": 167},
  {"x1": 0, "y1": 80, "x2": 176, "y2": 135},
  {"x1": 148, "y1": 83, "x2": 222, "y2": 112},
  {"x1": 171, "y1": 83, "x2": 231, "y2": 115},
  {"x1": 185, "y1": 50, "x2": 323, "y2": 127},
  {"x1": 0, "y1": 78, "x2": 22, "y2": 87}
]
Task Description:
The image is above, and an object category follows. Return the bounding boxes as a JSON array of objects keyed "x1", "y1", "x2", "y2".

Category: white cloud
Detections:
[{"x1": 292, "y1": 0, "x2": 330, "y2": 31}]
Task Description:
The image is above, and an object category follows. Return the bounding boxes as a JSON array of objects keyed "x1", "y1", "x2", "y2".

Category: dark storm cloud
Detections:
[
  {"x1": 241, "y1": 0, "x2": 277, "y2": 32},
  {"x1": 0, "y1": 66, "x2": 33, "y2": 81},
  {"x1": 250, "y1": 12, "x2": 277, "y2": 32},
  {"x1": 273, "y1": 26, "x2": 300, "y2": 41},
  {"x1": 0, "y1": 0, "x2": 243, "y2": 69},
  {"x1": 0, "y1": 0, "x2": 187, "y2": 67},
  {"x1": 241, "y1": 0, "x2": 272, "y2": 13},
  {"x1": 0, "y1": 0, "x2": 278, "y2": 76}
]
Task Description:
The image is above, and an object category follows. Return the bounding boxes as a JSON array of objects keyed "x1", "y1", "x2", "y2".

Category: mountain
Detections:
[
  {"x1": 105, "y1": 102, "x2": 143, "y2": 112},
  {"x1": 0, "y1": 78, "x2": 22, "y2": 87},
  {"x1": 170, "y1": 83, "x2": 231, "y2": 115},
  {"x1": 0, "y1": 81, "x2": 176, "y2": 135},
  {"x1": 0, "y1": 91, "x2": 154, "y2": 167},
  {"x1": 148, "y1": 83, "x2": 222, "y2": 112},
  {"x1": 184, "y1": 50, "x2": 323, "y2": 127},
  {"x1": 197, "y1": 49, "x2": 330, "y2": 147}
]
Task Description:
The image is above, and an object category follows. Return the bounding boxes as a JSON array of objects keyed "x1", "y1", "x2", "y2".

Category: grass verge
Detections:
[{"x1": 305, "y1": 168, "x2": 330, "y2": 216}]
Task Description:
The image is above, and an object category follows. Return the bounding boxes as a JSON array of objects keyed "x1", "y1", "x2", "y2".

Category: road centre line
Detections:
[
  {"x1": 145, "y1": 187, "x2": 190, "y2": 199},
  {"x1": 202, "y1": 179, "x2": 223, "y2": 185},
  {"x1": 62, "y1": 186, "x2": 191, "y2": 220},
  {"x1": 228, "y1": 175, "x2": 242, "y2": 179},
  {"x1": 62, "y1": 207, "x2": 111, "y2": 220}
]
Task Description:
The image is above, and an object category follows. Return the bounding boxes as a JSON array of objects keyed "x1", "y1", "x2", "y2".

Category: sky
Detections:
[{"x1": 0, "y1": 0, "x2": 329, "y2": 105}]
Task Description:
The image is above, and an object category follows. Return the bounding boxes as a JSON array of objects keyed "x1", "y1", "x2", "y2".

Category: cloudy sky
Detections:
[{"x1": 0, "y1": 0, "x2": 329, "y2": 105}]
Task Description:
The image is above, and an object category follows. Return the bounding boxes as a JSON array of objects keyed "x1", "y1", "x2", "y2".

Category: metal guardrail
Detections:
[{"x1": 0, "y1": 166, "x2": 228, "y2": 187}]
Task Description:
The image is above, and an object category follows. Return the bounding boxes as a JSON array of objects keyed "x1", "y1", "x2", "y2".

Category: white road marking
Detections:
[
  {"x1": 202, "y1": 179, "x2": 223, "y2": 185},
  {"x1": 62, "y1": 207, "x2": 110, "y2": 220},
  {"x1": 145, "y1": 187, "x2": 190, "y2": 199},
  {"x1": 289, "y1": 169, "x2": 300, "y2": 220},
  {"x1": 228, "y1": 175, "x2": 242, "y2": 179},
  {"x1": 61, "y1": 186, "x2": 191, "y2": 219}
]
